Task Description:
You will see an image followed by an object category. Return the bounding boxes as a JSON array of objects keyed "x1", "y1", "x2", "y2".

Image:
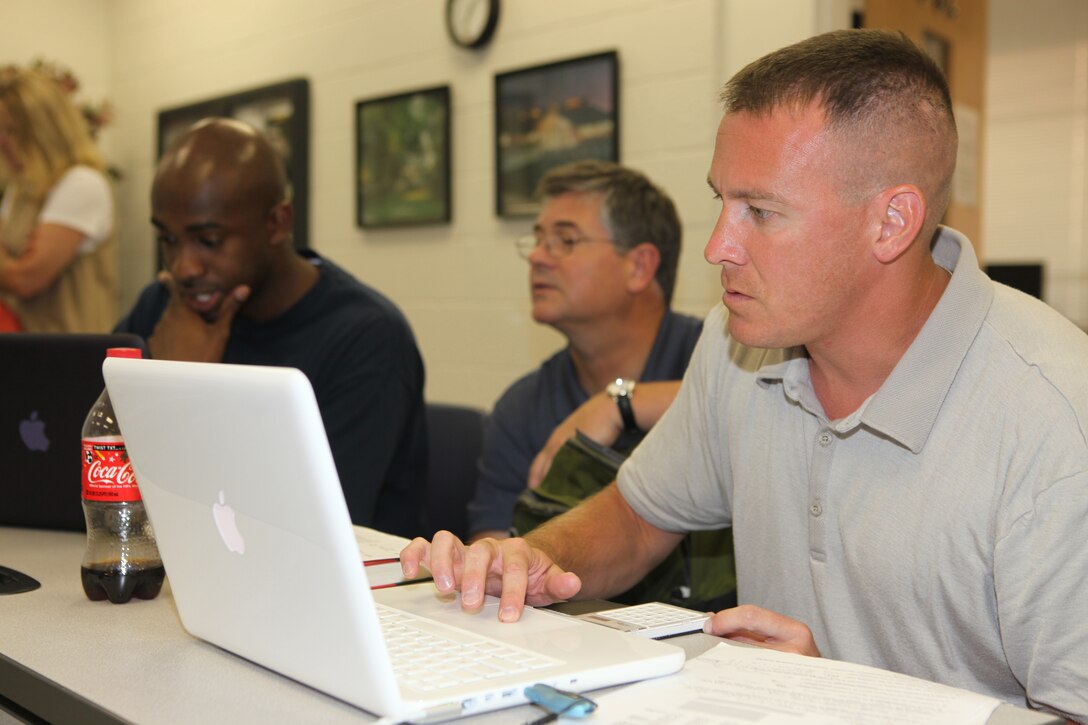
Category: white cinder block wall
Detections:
[
  {"x1": 106, "y1": 0, "x2": 846, "y2": 410},
  {"x1": 0, "y1": 1, "x2": 114, "y2": 160},
  {"x1": 984, "y1": 0, "x2": 1088, "y2": 328},
  {"x1": 14, "y1": 1, "x2": 1088, "y2": 407},
  {"x1": 2, "y1": 0, "x2": 846, "y2": 408}
]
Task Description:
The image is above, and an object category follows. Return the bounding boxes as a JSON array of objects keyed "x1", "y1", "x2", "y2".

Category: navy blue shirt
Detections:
[
  {"x1": 468, "y1": 311, "x2": 703, "y2": 536},
  {"x1": 115, "y1": 251, "x2": 428, "y2": 537}
]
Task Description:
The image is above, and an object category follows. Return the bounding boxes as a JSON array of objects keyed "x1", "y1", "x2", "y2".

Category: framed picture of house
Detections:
[{"x1": 494, "y1": 51, "x2": 619, "y2": 217}]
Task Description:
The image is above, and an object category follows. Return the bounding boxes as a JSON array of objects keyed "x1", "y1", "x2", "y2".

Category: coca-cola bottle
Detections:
[{"x1": 80, "y1": 347, "x2": 164, "y2": 603}]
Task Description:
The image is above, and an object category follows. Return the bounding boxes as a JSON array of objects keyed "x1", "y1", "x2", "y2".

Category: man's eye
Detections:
[
  {"x1": 197, "y1": 236, "x2": 222, "y2": 248},
  {"x1": 558, "y1": 235, "x2": 579, "y2": 249},
  {"x1": 748, "y1": 205, "x2": 773, "y2": 221},
  {"x1": 156, "y1": 233, "x2": 177, "y2": 247}
]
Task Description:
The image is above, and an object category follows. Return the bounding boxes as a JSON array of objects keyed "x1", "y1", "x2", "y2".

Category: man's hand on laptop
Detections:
[
  {"x1": 148, "y1": 271, "x2": 250, "y2": 362},
  {"x1": 401, "y1": 531, "x2": 582, "y2": 622}
]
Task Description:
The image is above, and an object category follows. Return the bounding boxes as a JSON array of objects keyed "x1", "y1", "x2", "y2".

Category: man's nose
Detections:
[
  {"x1": 169, "y1": 243, "x2": 205, "y2": 282},
  {"x1": 704, "y1": 212, "x2": 750, "y2": 267},
  {"x1": 527, "y1": 241, "x2": 555, "y2": 267}
]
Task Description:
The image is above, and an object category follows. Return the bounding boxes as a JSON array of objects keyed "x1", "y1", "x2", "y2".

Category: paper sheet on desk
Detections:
[
  {"x1": 592, "y1": 643, "x2": 1001, "y2": 725},
  {"x1": 353, "y1": 525, "x2": 411, "y2": 560}
]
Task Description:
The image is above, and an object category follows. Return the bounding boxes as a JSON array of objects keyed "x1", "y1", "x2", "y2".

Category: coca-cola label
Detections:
[{"x1": 81, "y1": 440, "x2": 142, "y2": 502}]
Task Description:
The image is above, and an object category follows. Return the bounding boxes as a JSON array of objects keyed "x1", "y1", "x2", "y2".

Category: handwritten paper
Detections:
[{"x1": 593, "y1": 643, "x2": 1000, "y2": 725}]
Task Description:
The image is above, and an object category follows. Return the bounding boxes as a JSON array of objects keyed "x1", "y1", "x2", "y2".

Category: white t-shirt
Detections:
[{"x1": 0, "y1": 165, "x2": 112, "y2": 255}]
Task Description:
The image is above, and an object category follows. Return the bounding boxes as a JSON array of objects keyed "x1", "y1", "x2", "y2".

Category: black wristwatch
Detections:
[{"x1": 606, "y1": 378, "x2": 639, "y2": 434}]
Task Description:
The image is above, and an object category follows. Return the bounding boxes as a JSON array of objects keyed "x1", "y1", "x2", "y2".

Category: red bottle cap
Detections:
[{"x1": 106, "y1": 347, "x2": 143, "y2": 360}]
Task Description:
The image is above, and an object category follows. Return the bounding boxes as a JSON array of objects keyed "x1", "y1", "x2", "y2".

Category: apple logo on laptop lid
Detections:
[
  {"x1": 212, "y1": 491, "x2": 246, "y2": 554},
  {"x1": 19, "y1": 411, "x2": 50, "y2": 452}
]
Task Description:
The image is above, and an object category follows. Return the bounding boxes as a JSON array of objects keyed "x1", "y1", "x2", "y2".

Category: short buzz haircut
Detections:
[
  {"x1": 536, "y1": 159, "x2": 681, "y2": 304},
  {"x1": 722, "y1": 29, "x2": 958, "y2": 236}
]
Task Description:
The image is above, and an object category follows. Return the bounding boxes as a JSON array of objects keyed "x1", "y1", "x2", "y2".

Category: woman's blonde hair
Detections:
[{"x1": 0, "y1": 69, "x2": 105, "y2": 203}]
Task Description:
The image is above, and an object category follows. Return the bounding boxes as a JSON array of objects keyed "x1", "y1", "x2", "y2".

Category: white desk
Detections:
[{"x1": 0, "y1": 527, "x2": 1061, "y2": 724}]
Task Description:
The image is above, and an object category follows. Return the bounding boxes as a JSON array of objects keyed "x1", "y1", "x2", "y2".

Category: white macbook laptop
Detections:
[{"x1": 102, "y1": 358, "x2": 685, "y2": 723}]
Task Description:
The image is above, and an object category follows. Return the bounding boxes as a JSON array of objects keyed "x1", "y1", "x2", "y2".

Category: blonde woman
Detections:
[{"x1": 0, "y1": 69, "x2": 118, "y2": 332}]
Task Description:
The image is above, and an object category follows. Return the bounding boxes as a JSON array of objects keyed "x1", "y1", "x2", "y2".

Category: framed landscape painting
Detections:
[
  {"x1": 494, "y1": 51, "x2": 618, "y2": 217},
  {"x1": 356, "y1": 85, "x2": 451, "y2": 228}
]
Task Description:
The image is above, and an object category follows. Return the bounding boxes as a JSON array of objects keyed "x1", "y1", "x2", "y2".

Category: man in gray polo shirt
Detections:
[{"x1": 404, "y1": 30, "x2": 1088, "y2": 722}]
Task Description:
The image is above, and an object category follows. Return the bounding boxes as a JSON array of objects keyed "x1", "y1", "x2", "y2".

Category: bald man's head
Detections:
[
  {"x1": 150, "y1": 118, "x2": 298, "y2": 323},
  {"x1": 153, "y1": 118, "x2": 289, "y2": 216}
]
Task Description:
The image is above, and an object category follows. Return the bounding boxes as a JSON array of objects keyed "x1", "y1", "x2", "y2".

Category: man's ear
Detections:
[
  {"x1": 267, "y1": 201, "x2": 294, "y2": 247},
  {"x1": 872, "y1": 185, "x2": 926, "y2": 265},
  {"x1": 624, "y1": 242, "x2": 662, "y2": 293}
]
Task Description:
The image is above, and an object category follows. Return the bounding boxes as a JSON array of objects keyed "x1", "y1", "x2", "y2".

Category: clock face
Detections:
[{"x1": 447, "y1": 0, "x2": 499, "y2": 49}]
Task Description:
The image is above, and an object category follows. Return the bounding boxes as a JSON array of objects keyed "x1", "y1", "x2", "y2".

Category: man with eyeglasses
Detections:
[{"x1": 466, "y1": 160, "x2": 702, "y2": 547}]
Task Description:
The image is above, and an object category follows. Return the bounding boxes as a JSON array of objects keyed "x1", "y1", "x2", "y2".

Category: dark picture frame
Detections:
[
  {"x1": 355, "y1": 85, "x2": 451, "y2": 228},
  {"x1": 156, "y1": 78, "x2": 310, "y2": 249},
  {"x1": 494, "y1": 51, "x2": 619, "y2": 217}
]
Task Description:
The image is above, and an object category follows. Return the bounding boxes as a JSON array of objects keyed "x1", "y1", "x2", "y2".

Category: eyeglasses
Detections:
[{"x1": 515, "y1": 232, "x2": 615, "y2": 260}]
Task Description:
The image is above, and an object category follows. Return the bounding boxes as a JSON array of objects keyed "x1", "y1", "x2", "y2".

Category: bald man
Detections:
[{"x1": 116, "y1": 118, "x2": 427, "y2": 537}]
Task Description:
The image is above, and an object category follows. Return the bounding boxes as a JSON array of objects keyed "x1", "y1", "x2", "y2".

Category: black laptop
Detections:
[{"x1": 1, "y1": 333, "x2": 146, "y2": 531}]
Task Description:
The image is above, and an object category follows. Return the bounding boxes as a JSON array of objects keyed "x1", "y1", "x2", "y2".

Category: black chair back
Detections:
[{"x1": 424, "y1": 403, "x2": 487, "y2": 540}]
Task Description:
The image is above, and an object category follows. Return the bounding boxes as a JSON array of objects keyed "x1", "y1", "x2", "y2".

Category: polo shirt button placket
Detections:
[{"x1": 808, "y1": 427, "x2": 834, "y2": 561}]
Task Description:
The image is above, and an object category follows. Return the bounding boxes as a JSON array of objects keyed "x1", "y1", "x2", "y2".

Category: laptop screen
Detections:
[{"x1": 1, "y1": 333, "x2": 146, "y2": 531}]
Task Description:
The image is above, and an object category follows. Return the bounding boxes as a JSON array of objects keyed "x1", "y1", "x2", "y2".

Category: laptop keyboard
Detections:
[{"x1": 377, "y1": 604, "x2": 561, "y2": 692}]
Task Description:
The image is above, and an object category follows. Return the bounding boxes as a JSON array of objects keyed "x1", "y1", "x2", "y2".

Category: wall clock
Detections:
[{"x1": 446, "y1": 0, "x2": 500, "y2": 49}]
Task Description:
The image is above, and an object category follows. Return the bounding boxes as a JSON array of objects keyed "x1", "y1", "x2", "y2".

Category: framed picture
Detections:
[
  {"x1": 355, "y1": 85, "x2": 451, "y2": 228},
  {"x1": 494, "y1": 51, "x2": 619, "y2": 217},
  {"x1": 156, "y1": 78, "x2": 310, "y2": 249}
]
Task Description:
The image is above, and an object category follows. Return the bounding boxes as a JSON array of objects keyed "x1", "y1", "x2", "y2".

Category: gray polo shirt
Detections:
[{"x1": 618, "y1": 228, "x2": 1088, "y2": 720}]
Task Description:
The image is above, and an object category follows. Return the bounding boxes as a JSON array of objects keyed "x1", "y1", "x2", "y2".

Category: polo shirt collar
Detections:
[{"x1": 756, "y1": 227, "x2": 993, "y2": 453}]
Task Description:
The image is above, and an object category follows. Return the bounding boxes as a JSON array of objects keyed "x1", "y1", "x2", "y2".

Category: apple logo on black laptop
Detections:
[
  {"x1": 19, "y1": 411, "x2": 49, "y2": 452},
  {"x1": 212, "y1": 491, "x2": 246, "y2": 554}
]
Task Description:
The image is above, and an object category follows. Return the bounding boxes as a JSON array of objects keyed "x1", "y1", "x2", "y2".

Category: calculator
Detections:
[{"x1": 577, "y1": 602, "x2": 711, "y2": 639}]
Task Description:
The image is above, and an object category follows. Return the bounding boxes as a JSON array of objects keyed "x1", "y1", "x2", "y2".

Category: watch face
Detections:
[
  {"x1": 607, "y1": 378, "x2": 635, "y2": 398},
  {"x1": 447, "y1": 0, "x2": 499, "y2": 48}
]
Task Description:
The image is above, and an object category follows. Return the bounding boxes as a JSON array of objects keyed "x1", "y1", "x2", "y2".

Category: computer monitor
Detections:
[{"x1": 985, "y1": 263, "x2": 1044, "y2": 300}]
